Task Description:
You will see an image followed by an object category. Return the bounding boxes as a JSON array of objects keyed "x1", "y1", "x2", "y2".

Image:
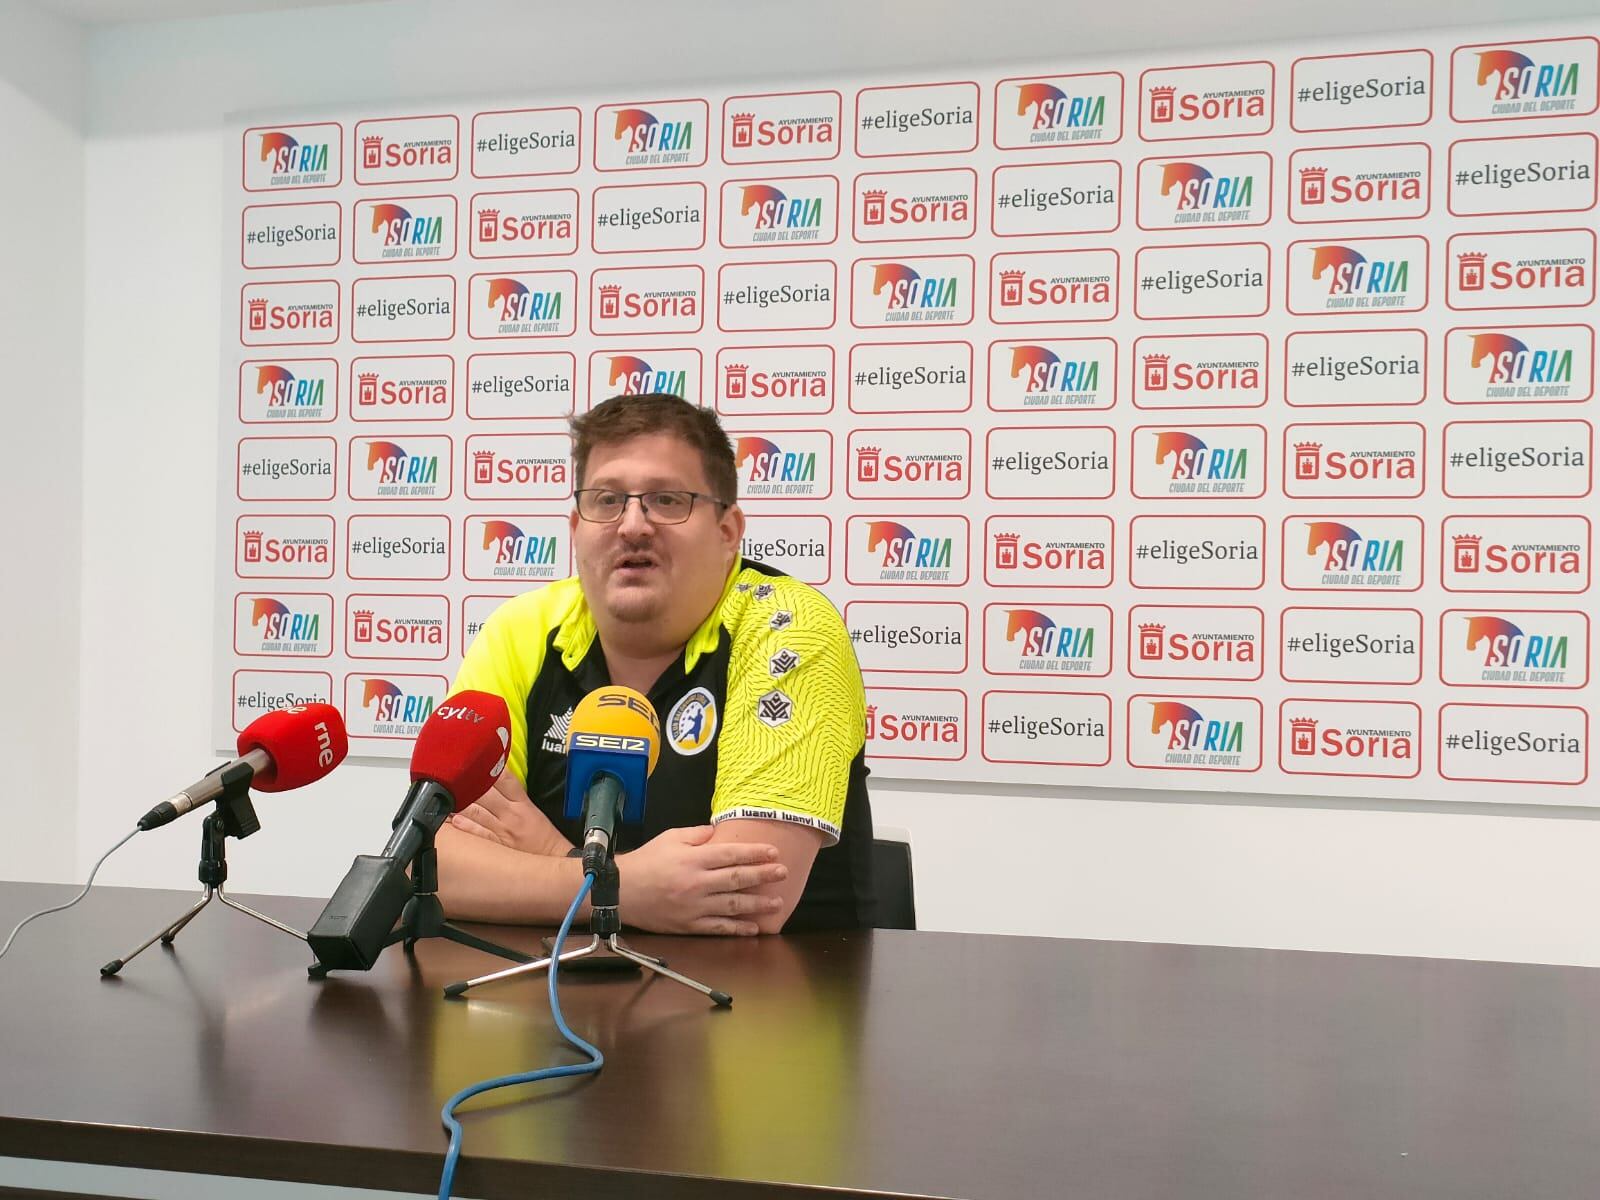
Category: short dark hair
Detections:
[{"x1": 570, "y1": 393, "x2": 738, "y2": 504}]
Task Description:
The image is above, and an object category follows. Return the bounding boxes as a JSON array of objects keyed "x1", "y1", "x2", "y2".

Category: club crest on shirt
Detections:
[{"x1": 667, "y1": 687, "x2": 718, "y2": 756}]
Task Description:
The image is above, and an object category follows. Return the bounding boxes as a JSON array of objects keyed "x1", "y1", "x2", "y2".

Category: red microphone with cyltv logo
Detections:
[{"x1": 137, "y1": 703, "x2": 348, "y2": 832}]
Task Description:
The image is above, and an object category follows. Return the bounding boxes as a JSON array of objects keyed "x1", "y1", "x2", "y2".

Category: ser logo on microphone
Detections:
[
  {"x1": 571, "y1": 732, "x2": 651, "y2": 753},
  {"x1": 597, "y1": 691, "x2": 661, "y2": 727}
]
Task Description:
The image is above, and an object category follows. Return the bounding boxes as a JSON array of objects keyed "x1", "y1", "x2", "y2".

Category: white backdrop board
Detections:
[{"x1": 215, "y1": 21, "x2": 1597, "y2": 805}]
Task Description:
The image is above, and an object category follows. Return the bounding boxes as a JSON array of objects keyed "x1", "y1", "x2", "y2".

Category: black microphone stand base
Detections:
[
  {"x1": 101, "y1": 793, "x2": 305, "y2": 978},
  {"x1": 441, "y1": 857, "x2": 732, "y2": 1007},
  {"x1": 307, "y1": 841, "x2": 531, "y2": 979}
]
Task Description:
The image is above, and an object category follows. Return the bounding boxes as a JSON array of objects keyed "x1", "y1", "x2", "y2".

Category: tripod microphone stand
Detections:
[
  {"x1": 101, "y1": 777, "x2": 303, "y2": 977},
  {"x1": 442, "y1": 852, "x2": 732, "y2": 1005}
]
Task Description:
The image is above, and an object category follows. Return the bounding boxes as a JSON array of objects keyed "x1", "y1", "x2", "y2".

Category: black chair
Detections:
[{"x1": 871, "y1": 835, "x2": 916, "y2": 930}]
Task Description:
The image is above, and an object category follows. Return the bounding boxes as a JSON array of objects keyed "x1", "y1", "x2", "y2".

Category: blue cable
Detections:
[{"x1": 437, "y1": 874, "x2": 604, "y2": 1200}]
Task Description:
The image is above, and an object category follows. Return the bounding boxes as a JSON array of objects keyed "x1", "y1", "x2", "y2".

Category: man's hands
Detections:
[
  {"x1": 616, "y1": 825, "x2": 788, "y2": 936},
  {"x1": 447, "y1": 780, "x2": 787, "y2": 935}
]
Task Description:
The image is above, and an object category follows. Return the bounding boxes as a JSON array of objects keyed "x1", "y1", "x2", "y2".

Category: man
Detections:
[{"x1": 437, "y1": 393, "x2": 874, "y2": 934}]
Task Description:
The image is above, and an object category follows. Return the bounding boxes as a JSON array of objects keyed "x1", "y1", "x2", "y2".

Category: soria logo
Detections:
[
  {"x1": 1442, "y1": 515, "x2": 1589, "y2": 594},
  {"x1": 245, "y1": 123, "x2": 338, "y2": 190},
  {"x1": 1452, "y1": 37, "x2": 1597, "y2": 121},
  {"x1": 355, "y1": 115, "x2": 459, "y2": 184},
  {"x1": 1445, "y1": 326, "x2": 1592, "y2": 404},
  {"x1": 597, "y1": 99, "x2": 708, "y2": 170},
  {"x1": 996, "y1": 72, "x2": 1122, "y2": 147}
]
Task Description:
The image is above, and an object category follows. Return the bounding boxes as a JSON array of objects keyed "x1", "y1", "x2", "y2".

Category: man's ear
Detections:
[{"x1": 719, "y1": 502, "x2": 746, "y2": 558}]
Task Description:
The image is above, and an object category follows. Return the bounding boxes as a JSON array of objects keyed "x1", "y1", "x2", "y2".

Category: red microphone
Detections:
[
  {"x1": 407, "y1": 690, "x2": 511, "y2": 809},
  {"x1": 138, "y1": 704, "x2": 348, "y2": 831}
]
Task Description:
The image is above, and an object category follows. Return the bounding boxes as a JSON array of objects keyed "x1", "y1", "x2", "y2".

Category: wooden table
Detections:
[{"x1": 1, "y1": 882, "x2": 1598, "y2": 1199}]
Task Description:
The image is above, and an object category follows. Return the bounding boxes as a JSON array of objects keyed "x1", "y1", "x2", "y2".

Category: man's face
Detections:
[{"x1": 571, "y1": 432, "x2": 744, "y2": 639}]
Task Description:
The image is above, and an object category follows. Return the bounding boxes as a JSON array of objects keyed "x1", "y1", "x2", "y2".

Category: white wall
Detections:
[
  {"x1": 62, "y1": 0, "x2": 1600, "y2": 966},
  {"x1": 0, "y1": 2, "x2": 83, "y2": 885}
]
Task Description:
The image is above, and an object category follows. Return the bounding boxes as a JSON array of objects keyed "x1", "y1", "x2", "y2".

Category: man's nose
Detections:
[{"x1": 617, "y1": 495, "x2": 654, "y2": 536}]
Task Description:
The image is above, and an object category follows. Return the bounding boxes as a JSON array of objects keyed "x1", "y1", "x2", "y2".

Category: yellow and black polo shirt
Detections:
[{"x1": 452, "y1": 558, "x2": 875, "y2": 930}]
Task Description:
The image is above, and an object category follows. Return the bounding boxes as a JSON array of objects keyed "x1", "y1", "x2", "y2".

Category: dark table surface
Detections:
[{"x1": 1, "y1": 881, "x2": 1598, "y2": 1199}]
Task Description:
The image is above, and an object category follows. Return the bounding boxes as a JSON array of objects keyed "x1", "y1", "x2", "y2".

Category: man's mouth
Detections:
[{"x1": 613, "y1": 553, "x2": 658, "y2": 575}]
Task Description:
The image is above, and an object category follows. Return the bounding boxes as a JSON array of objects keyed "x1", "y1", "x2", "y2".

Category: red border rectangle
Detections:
[
  {"x1": 1288, "y1": 49, "x2": 1435, "y2": 132},
  {"x1": 466, "y1": 188, "x2": 579, "y2": 259},
  {"x1": 714, "y1": 345, "x2": 835, "y2": 416},
  {"x1": 845, "y1": 515, "x2": 972, "y2": 588},
  {"x1": 1437, "y1": 702, "x2": 1589, "y2": 784},
  {"x1": 1286, "y1": 142, "x2": 1431, "y2": 224},
  {"x1": 980, "y1": 690, "x2": 1113, "y2": 766},
  {"x1": 986, "y1": 425, "x2": 1115, "y2": 500},
  {"x1": 1281, "y1": 421, "x2": 1427, "y2": 498},
  {"x1": 469, "y1": 106, "x2": 583, "y2": 179},
  {"x1": 740, "y1": 513, "x2": 834, "y2": 586},
  {"x1": 1277, "y1": 606, "x2": 1424, "y2": 685},
  {"x1": 345, "y1": 433, "x2": 454, "y2": 503},
  {"x1": 353, "y1": 114, "x2": 460, "y2": 184},
  {"x1": 1132, "y1": 332, "x2": 1267, "y2": 410},
  {"x1": 1446, "y1": 132, "x2": 1598, "y2": 217},
  {"x1": 1449, "y1": 36, "x2": 1600, "y2": 124},
  {"x1": 847, "y1": 340, "x2": 974, "y2": 414},
  {"x1": 588, "y1": 347, "x2": 704, "y2": 410},
  {"x1": 589, "y1": 263, "x2": 706, "y2": 336},
  {"x1": 463, "y1": 433, "x2": 573, "y2": 502},
  {"x1": 1134, "y1": 151, "x2": 1270, "y2": 230},
  {"x1": 465, "y1": 351, "x2": 576, "y2": 420},
  {"x1": 350, "y1": 194, "x2": 457, "y2": 264},
  {"x1": 854, "y1": 81, "x2": 981, "y2": 158},
  {"x1": 1441, "y1": 418, "x2": 1594, "y2": 499},
  {"x1": 348, "y1": 354, "x2": 455, "y2": 423},
  {"x1": 1129, "y1": 514, "x2": 1266, "y2": 591},
  {"x1": 1127, "y1": 604, "x2": 1265, "y2": 682},
  {"x1": 1124, "y1": 693, "x2": 1264, "y2": 773},
  {"x1": 349, "y1": 274, "x2": 457, "y2": 344},
  {"x1": 1277, "y1": 698, "x2": 1424, "y2": 778},
  {"x1": 989, "y1": 337, "x2": 1118, "y2": 412},
  {"x1": 1283, "y1": 328, "x2": 1428, "y2": 408},
  {"x1": 717, "y1": 259, "x2": 838, "y2": 334},
  {"x1": 236, "y1": 436, "x2": 336, "y2": 503},
  {"x1": 847, "y1": 601, "x2": 970, "y2": 674},
  {"x1": 232, "y1": 590, "x2": 335, "y2": 659},
  {"x1": 1440, "y1": 513, "x2": 1593, "y2": 594},
  {"x1": 719, "y1": 90, "x2": 843, "y2": 165},
  {"x1": 230, "y1": 670, "x2": 333, "y2": 733},
  {"x1": 343, "y1": 513, "x2": 452, "y2": 582},
  {"x1": 342, "y1": 672, "x2": 452, "y2": 743},
  {"x1": 239, "y1": 358, "x2": 338, "y2": 425},
  {"x1": 241, "y1": 201, "x2": 342, "y2": 269},
  {"x1": 983, "y1": 514, "x2": 1115, "y2": 590},
  {"x1": 863, "y1": 686, "x2": 969, "y2": 761},
  {"x1": 844, "y1": 427, "x2": 972, "y2": 500},
  {"x1": 990, "y1": 249, "x2": 1121, "y2": 325},
  {"x1": 344, "y1": 592, "x2": 452, "y2": 661},
  {"x1": 983, "y1": 603, "x2": 1113, "y2": 679},
  {"x1": 853, "y1": 167, "x2": 977, "y2": 243},
  {"x1": 991, "y1": 160, "x2": 1122, "y2": 237},
  {"x1": 241, "y1": 122, "x2": 342, "y2": 192},
  {"x1": 1444, "y1": 228, "x2": 1597, "y2": 312},
  {"x1": 726, "y1": 427, "x2": 835, "y2": 502},
  {"x1": 592, "y1": 181, "x2": 708, "y2": 255},
  {"x1": 992, "y1": 71, "x2": 1125, "y2": 149},
  {"x1": 1438, "y1": 607, "x2": 1590, "y2": 690},
  {"x1": 721, "y1": 174, "x2": 839, "y2": 249},
  {"x1": 234, "y1": 514, "x2": 336, "y2": 580},
  {"x1": 240, "y1": 279, "x2": 340, "y2": 347},
  {"x1": 1130, "y1": 423, "x2": 1266, "y2": 500},
  {"x1": 1137, "y1": 60, "x2": 1276, "y2": 142},
  {"x1": 1443, "y1": 323, "x2": 1594, "y2": 406},
  {"x1": 466, "y1": 270, "x2": 579, "y2": 341},
  {"x1": 1280, "y1": 513, "x2": 1424, "y2": 593},
  {"x1": 593, "y1": 98, "x2": 710, "y2": 172},
  {"x1": 1134, "y1": 241, "x2": 1269, "y2": 321},
  {"x1": 461, "y1": 515, "x2": 573, "y2": 584},
  {"x1": 1285, "y1": 235, "x2": 1428, "y2": 316}
]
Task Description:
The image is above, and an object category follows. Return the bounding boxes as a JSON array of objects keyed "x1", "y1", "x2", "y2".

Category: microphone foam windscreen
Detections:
[
  {"x1": 410, "y1": 690, "x2": 512, "y2": 810},
  {"x1": 569, "y1": 686, "x2": 661, "y2": 774},
  {"x1": 237, "y1": 703, "x2": 349, "y2": 792}
]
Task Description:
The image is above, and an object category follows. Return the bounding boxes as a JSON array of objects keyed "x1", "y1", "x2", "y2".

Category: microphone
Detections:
[
  {"x1": 307, "y1": 690, "x2": 510, "y2": 972},
  {"x1": 137, "y1": 704, "x2": 348, "y2": 831},
  {"x1": 560, "y1": 687, "x2": 660, "y2": 876}
]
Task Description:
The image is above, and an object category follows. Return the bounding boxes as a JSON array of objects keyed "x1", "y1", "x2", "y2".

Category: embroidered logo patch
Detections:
[{"x1": 666, "y1": 687, "x2": 718, "y2": 756}]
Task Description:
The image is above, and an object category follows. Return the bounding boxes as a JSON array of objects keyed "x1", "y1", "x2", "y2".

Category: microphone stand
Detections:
[
  {"x1": 307, "y1": 825, "x2": 531, "y2": 980},
  {"x1": 441, "y1": 847, "x2": 732, "y2": 1006},
  {"x1": 101, "y1": 773, "x2": 305, "y2": 977}
]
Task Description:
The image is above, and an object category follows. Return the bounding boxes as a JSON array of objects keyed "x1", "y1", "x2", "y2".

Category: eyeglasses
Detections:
[{"x1": 574, "y1": 489, "x2": 730, "y2": 525}]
